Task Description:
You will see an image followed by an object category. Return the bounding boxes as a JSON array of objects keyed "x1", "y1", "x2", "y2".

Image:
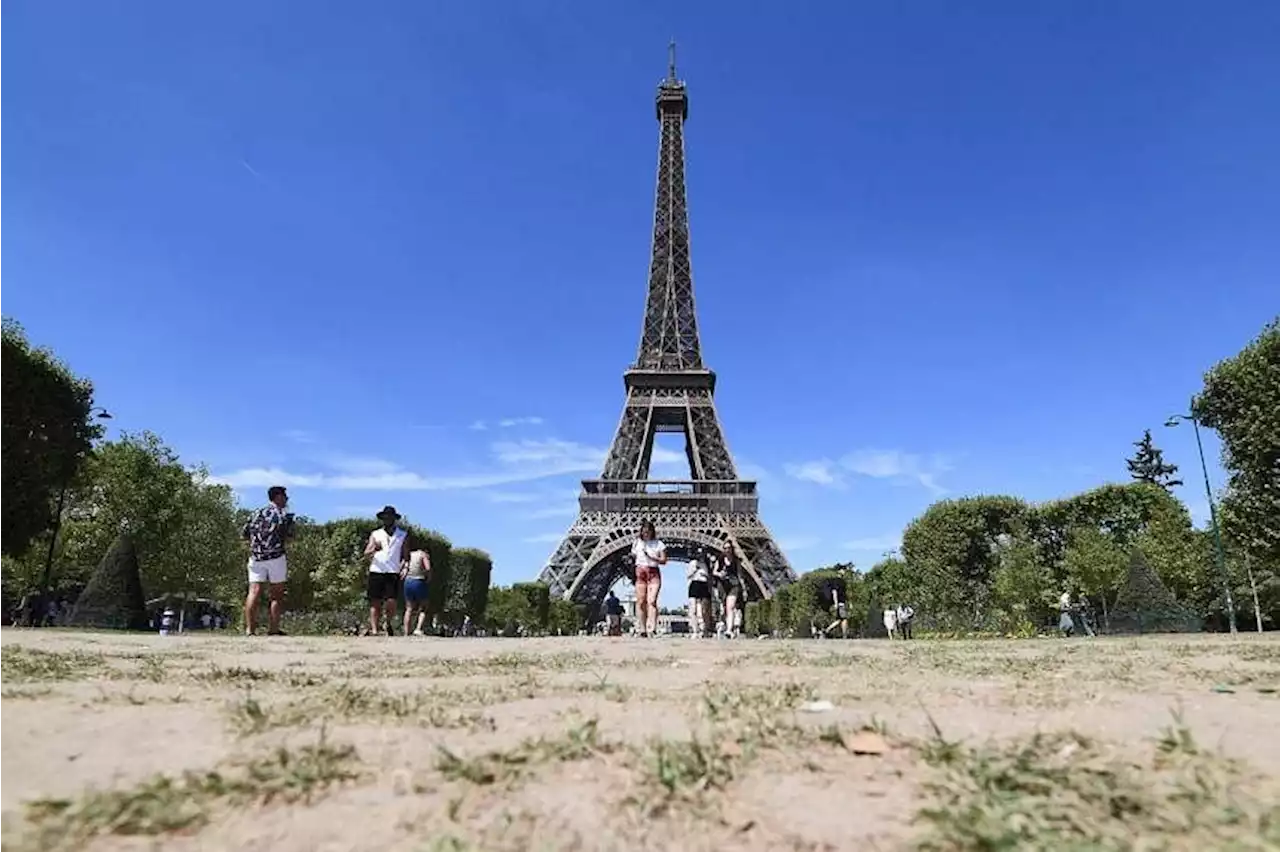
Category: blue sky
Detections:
[{"x1": 6, "y1": 2, "x2": 1278, "y2": 606}]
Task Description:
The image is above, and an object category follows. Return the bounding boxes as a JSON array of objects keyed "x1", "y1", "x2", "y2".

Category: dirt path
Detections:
[{"x1": 3, "y1": 630, "x2": 1278, "y2": 850}]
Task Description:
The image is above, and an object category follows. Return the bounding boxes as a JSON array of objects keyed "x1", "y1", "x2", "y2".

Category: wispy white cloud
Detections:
[
  {"x1": 784, "y1": 448, "x2": 951, "y2": 495},
  {"x1": 841, "y1": 449, "x2": 951, "y2": 494},
  {"x1": 783, "y1": 460, "x2": 842, "y2": 486},
  {"x1": 211, "y1": 439, "x2": 608, "y2": 493},
  {"x1": 470, "y1": 416, "x2": 545, "y2": 431}
]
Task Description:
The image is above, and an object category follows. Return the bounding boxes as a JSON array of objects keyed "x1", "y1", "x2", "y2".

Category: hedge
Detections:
[
  {"x1": 445, "y1": 547, "x2": 493, "y2": 622},
  {"x1": 512, "y1": 581, "x2": 551, "y2": 630},
  {"x1": 67, "y1": 534, "x2": 149, "y2": 631}
]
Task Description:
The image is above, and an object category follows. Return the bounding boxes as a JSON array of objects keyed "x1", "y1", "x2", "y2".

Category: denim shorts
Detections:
[{"x1": 403, "y1": 577, "x2": 429, "y2": 603}]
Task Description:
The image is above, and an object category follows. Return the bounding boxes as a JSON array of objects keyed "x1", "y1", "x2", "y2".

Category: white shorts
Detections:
[{"x1": 248, "y1": 555, "x2": 287, "y2": 585}]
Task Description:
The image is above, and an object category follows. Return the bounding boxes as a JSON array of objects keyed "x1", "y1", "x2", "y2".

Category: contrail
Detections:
[{"x1": 239, "y1": 159, "x2": 264, "y2": 181}]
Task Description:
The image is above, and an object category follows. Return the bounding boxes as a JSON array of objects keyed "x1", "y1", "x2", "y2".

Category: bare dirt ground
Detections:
[{"x1": 2, "y1": 630, "x2": 1279, "y2": 851}]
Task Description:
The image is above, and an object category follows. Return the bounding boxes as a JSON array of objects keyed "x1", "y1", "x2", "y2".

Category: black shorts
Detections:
[
  {"x1": 688, "y1": 580, "x2": 711, "y2": 600},
  {"x1": 367, "y1": 572, "x2": 399, "y2": 602}
]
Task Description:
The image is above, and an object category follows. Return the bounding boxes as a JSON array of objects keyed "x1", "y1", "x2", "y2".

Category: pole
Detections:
[
  {"x1": 1192, "y1": 414, "x2": 1237, "y2": 634},
  {"x1": 38, "y1": 478, "x2": 70, "y2": 620}
]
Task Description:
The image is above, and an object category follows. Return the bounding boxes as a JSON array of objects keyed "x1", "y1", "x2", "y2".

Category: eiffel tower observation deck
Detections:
[{"x1": 537, "y1": 46, "x2": 795, "y2": 612}]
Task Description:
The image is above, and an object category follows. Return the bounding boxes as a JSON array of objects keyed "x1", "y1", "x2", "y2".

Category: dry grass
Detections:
[{"x1": 3, "y1": 630, "x2": 1279, "y2": 851}]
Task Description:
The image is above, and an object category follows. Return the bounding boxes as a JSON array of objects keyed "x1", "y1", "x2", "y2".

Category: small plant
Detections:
[
  {"x1": 435, "y1": 719, "x2": 611, "y2": 787},
  {"x1": 1, "y1": 648, "x2": 106, "y2": 683},
  {"x1": 19, "y1": 731, "x2": 360, "y2": 850}
]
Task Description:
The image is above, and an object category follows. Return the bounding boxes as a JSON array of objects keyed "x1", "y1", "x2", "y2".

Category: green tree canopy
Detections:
[
  {"x1": 1196, "y1": 317, "x2": 1280, "y2": 573},
  {"x1": 1, "y1": 319, "x2": 102, "y2": 557},
  {"x1": 50, "y1": 432, "x2": 243, "y2": 603},
  {"x1": 901, "y1": 495, "x2": 1030, "y2": 627}
]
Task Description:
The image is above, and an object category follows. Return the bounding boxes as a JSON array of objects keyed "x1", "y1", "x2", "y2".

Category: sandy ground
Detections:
[{"x1": 2, "y1": 629, "x2": 1279, "y2": 851}]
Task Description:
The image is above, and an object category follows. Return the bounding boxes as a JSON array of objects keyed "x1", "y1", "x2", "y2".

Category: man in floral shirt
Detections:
[{"x1": 241, "y1": 485, "x2": 295, "y2": 636}]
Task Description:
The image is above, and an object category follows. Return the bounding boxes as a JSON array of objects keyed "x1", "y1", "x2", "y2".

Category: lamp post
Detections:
[
  {"x1": 1165, "y1": 402, "x2": 1236, "y2": 634},
  {"x1": 38, "y1": 407, "x2": 112, "y2": 619}
]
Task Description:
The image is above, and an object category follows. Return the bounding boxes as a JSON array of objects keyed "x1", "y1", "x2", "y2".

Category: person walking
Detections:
[
  {"x1": 686, "y1": 552, "x2": 713, "y2": 637},
  {"x1": 712, "y1": 544, "x2": 744, "y2": 639},
  {"x1": 631, "y1": 521, "x2": 666, "y2": 638},
  {"x1": 1058, "y1": 589, "x2": 1076, "y2": 637},
  {"x1": 604, "y1": 591, "x2": 624, "y2": 637},
  {"x1": 897, "y1": 603, "x2": 916, "y2": 640},
  {"x1": 819, "y1": 576, "x2": 849, "y2": 639},
  {"x1": 364, "y1": 506, "x2": 408, "y2": 636},
  {"x1": 401, "y1": 539, "x2": 431, "y2": 636},
  {"x1": 241, "y1": 485, "x2": 295, "y2": 636}
]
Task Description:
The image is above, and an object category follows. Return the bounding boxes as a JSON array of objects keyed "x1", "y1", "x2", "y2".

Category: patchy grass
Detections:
[
  {"x1": 435, "y1": 718, "x2": 613, "y2": 786},
  {"x1": 16, "y1": 732, "x2": 361, "y2": 851},
  {"x1": 227, "y1": 683, "x2": 492, "y2": 736},
  {"x1": 1, "y1": 647, "x2": 107, "y2": 682},
  {"x1": 912, "y1": 716, "x2": 1280, "y2": 851}
]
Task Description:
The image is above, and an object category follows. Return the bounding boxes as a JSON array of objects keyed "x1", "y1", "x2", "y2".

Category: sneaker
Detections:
[{"x1": 412, "y1": 629, "x2": 425, "y2": 636}]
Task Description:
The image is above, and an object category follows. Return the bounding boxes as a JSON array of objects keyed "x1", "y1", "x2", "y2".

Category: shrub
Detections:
[
  {"x1": 444, "y1": 548, "x2": 492, "y2": 623},
  {"x1": 1110, "y1": 548, "x2": 1200, "y2": 634},
  {"x1": 512, "y1": 582, "x2": 550, "y2": 631},
  {"x1": 67, "y1": 534, "x2": 149, "y2": 631}
]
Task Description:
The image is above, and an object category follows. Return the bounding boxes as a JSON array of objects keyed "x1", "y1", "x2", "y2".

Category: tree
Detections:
[
  {"x1": 1062, "y1": 526, "x2": 1127, "y2": 628},
  {"x1": 512, "y1": 582, "x2": 551, "y2": 631},
  {"x1": 66, "y1": 534, "x2": 149, "y2": 630},
  {"x1": 990, "y1": 532, "x2": 1052, "y2": 632},
  {"x1": 1126, "y1": 429, "x2": 1183, "y2": 491},
  {"x1": 53, "y1": 433, "x2": 243, "y2": 603},
  {"x1": 484, "y1": 585, "x2": 535, "y2": 636},
  {"x1": 1110, "y1": 548, "x2": 1199, "y2": 634},
  {"x1": 1, "y1": 319, "x2": 102, "y2": 558},
  {"x1": 1196, "y1": 317, "x2": 1280, "y2": 585},
  {"x1": 900, "y1": 496, "x2": 1030, "y2": 628},
  {"x1": 547, "y1": 599, "x2": 584, "y2": 635}
]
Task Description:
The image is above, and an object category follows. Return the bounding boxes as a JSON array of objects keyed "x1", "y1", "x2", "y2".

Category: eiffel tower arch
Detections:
[{"x1": 537, "y1": 46, "x2": 796, "y2": 614}]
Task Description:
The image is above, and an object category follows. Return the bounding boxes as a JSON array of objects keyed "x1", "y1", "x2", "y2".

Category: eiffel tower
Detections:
[{"x1": 538, "y1": 46, "x2": 795, "y2": 612}]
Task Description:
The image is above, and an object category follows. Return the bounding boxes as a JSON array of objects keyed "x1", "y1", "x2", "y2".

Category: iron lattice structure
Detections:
[{"x1": 538, "y1": 49, "x2": 795, "y2": 614}]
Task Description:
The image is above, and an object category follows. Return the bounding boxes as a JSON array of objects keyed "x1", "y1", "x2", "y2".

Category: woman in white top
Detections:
[
  {"x1": 631, "y1": 520, "x2": 667, "y2": 638},
  {"x1": 686, "y1": 554, "x2": 713, "y2": 637}
]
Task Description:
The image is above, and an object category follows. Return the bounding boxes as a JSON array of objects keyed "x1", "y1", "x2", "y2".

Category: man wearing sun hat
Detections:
[{"x1": 364, "y1": 505, "x2": 410, "y2": 636}]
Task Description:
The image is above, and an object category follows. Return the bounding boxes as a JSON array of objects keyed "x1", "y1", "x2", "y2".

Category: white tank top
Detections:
[{"x1": 370, "y1": 527, "x2": 407, "y2": 574}]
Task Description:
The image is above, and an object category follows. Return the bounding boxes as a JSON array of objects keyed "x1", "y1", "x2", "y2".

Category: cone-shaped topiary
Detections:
[
  {"x1": 1109, "y1": 547, "x2": 1200, "y2": 634},
  {"x1": 67, "y1": 533, "x2": 149, "y2": 630}
]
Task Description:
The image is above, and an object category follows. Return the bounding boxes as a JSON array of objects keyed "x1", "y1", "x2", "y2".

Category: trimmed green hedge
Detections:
[
  {"x1": 67, "y1": 534, "x2": 149, "y2": 631},
  {"x1": 444, "y1": 547, "x2": 492, "y2": 622}
]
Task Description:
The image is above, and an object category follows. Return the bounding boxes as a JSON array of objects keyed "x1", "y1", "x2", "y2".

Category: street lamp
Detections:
[
  {"x1": 1165, "y1": 401, "x2": 1236, "y2": 634},
  {"x1": 38, "y1": 407, "x2": 113, "y2": 619}
]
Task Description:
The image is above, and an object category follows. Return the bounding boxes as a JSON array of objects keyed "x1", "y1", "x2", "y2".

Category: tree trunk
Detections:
[{"x1": 1245, "y1": 555, "x2": 1264, "y2": 633}]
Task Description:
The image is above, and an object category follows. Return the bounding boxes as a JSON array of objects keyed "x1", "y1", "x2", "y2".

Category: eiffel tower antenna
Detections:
[{"x1": 538, "y1": 47, "x2": 795, "y2": 615}]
